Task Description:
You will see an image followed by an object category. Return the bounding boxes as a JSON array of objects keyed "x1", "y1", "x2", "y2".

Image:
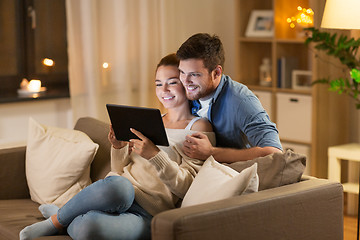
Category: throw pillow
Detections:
[
  {"x1": 226, "y1": 149, "x2": 306, "y2": 191},
  {"x1": 26, "y1": 117, "x2": 99, "y2": 207},
  {"x1": 181, "y1": 156, "x2": 258, "y2": 208}
]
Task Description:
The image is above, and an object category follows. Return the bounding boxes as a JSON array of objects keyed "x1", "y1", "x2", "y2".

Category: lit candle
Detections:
[
  {"x1": 102, "y1": 62, "x2": 110, "y2": 87},
  {"x1": 28, "y1": 80, "x2": 42, "y2": 92},
  {"x1": 42, "y1": 58, "x2": 55, "y2": 67},
  {"x1": 20, "y1": 78, "x2": 29, "y2": 90}
]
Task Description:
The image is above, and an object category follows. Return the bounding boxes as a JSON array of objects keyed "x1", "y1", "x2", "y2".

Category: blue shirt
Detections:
[{"x1": 192, "y1": 74, "x2": 282, "y2": 150}]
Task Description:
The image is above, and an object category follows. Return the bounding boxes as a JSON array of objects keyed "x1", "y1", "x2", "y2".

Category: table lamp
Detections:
[
  {"x1": 321, "y1": 0, "x2": 360, "y2": 29},
  {"x1": 321, "y1": 1, "x2": 360, "y2": 239}
]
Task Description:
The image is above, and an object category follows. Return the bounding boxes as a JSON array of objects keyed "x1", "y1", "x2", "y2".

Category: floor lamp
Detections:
[{"x1": 321, "y1": 0, "x2": 360, "y2": 239}]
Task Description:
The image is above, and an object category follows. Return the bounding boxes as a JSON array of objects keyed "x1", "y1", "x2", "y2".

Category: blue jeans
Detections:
[{"x1": 57, "y1": 176, "x2": 152, "y2": 240}]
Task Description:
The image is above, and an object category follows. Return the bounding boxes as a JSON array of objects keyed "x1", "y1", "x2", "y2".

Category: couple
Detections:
[{"x1": 20, "y1": 33, "x2": 282, "y2": 240}]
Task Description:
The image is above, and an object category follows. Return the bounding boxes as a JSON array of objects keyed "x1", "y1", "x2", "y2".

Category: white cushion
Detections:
[
  {"x1": 25, "y1": 118, "x2": 99, "y2": 207},
  {"x1": 181, "y1": 156, "x2": 259, "y2": 208}
]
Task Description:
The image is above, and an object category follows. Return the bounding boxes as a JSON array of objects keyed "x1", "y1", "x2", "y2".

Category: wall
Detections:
[
  {"x1": 0, "y1": 98, "x2": 72, "y2": 147},
  {"x1": 161, "y1": 0, "x2": 237, "y2": 77}
]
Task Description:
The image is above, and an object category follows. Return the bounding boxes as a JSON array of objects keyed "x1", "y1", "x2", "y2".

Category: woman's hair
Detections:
[
  {"x1": 176, "y1": 33, "x2": 225, "y2": 73},
  {"x1": 156, "y1": 53, "x2": 179, "y2": 71}
]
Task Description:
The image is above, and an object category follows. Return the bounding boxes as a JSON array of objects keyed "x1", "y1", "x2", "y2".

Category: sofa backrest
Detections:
[{"x1": 74, "y1": 117, "x2": 111, "y2": 182}]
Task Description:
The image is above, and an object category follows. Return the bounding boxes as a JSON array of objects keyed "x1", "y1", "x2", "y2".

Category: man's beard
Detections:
[
  {"x1": 186, "y1": 91, "x2": 201, "y2": 101},
  {"x1": 186, "y1": 87, "x2": 214, "y2": 101}
]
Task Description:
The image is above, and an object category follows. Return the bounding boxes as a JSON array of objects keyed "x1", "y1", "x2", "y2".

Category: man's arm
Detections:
[
  {"x1": 182, "y1": 132, "x2": 282, "y2": 163},
  {"x1": 209, "y1": 146, "x2": 282, "y2": 163}
]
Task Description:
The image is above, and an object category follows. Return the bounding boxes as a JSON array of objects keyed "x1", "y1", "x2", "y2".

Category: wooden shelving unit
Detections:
[{"x1": 236, "y1": 0, "x2": 350, "y2": 177}]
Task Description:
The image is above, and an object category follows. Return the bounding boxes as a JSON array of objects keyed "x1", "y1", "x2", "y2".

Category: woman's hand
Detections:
[
  {"x1": 130, "y1": 128, "x2": 160, "y2": 160},
  {"x1": 108, "y1": 125, "x2": 129, "y2": 150}
]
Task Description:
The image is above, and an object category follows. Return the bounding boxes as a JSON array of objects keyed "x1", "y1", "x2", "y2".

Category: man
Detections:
[{"x1": 176, "y1": 33, "x2": 282, "y2": 163}]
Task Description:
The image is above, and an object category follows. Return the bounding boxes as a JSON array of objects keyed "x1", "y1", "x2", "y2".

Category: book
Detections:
[{"x1": 277, "y1": 57, "x2": 299, "y2": 88}]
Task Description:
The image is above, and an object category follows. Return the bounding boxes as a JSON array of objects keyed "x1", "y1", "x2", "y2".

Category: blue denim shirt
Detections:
[{"x1": 192, "y1": 74, "x2": 282, "y2": 150}]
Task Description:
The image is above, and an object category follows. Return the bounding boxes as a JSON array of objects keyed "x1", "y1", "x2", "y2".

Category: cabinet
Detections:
[
  {"x1": 0, "y1": 0, "x2": 68, "y2": 97},
  {"x1": 276, "y1": 93, "x2": 312, "y2": 143},
  {"x1": 236, "y1": 0, "x2": 350, "y2": 177},
  {"x1": 253, "y1": 90, "x2": 272, "y2": 119}
]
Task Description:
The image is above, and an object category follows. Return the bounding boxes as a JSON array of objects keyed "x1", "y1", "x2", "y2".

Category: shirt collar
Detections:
[
  {"x1": 191, "y1": 74, "x2": 228, "y2": 115},
  {"x1": 212, "y1": 74, "x2": 227, "y2": 103}
]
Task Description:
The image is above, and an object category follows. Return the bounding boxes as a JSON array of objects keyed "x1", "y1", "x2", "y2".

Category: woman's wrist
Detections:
[
  {"x1": 112, "y1": 142, "x2": 127, "y2": 149},
  {"x1": 145, "y1": 148, "x2": 160, "y2": 160}
]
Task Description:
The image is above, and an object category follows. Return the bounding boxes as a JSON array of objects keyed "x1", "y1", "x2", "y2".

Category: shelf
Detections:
[
  {"x1": 237, "y1": 0, "x2": 349, "y2": 177},
  {"x1": 276, "y1": 88, "x2": 312, "y2": 95},
  {"x1": 244, "y1": 85, "x2": 312, "y2": 95},
  {"x1": 239, "y1": 38, "x2": 307, "y2": 44},
  {"x1": 246, "y1": 85, "x2": 274, "y2": 92},
  {"x1": 275, "y1": 38, "x2": 307, "y2": 44},
  {"x1": 239, "y1": 38, "x2": 306, "y2": 44},
  {"x1": 343, "y1": 183, "x2": 359, "y2": 194},
  {"x1": 280, "y1": 138, "x2": 312, "y2": 146},
  {"x1": 239, "y1": 37, "x2": 273, "y2": 43},
  {"x1": 0, "y1": 87, "x2": 70, "y2": 104}
]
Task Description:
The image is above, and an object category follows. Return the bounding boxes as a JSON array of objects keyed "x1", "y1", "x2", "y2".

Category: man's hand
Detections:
[
  {"x1": 182, "y1": 132, "x2": 213, "y2": 160},
  {"x1": 130, "y1": 128, "x2": 160, "y2": 160}
]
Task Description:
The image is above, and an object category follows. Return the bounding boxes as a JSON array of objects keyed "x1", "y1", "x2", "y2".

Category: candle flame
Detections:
[{"x1": 28, "y1": 80, "x2": 42, "y2": 92}]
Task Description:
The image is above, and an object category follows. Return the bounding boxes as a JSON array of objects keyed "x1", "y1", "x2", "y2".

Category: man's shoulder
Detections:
[
  {"x1": 214, "y1": 75, "x2": 264, "y2": 116},
  {"x1": 220, "y1": 75, "x2": 255, "y2": 101}
]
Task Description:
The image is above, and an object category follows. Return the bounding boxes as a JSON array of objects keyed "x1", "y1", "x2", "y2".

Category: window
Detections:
[{"x1": 0, "y1": 0, "x2": 69, "y2": 99}]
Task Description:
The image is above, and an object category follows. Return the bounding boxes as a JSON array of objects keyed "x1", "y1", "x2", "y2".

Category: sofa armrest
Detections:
[
  {"x1": 151, "y1": 178, "x2": 343, "y2": 240},
  {"x1": 0, "y1": 146, "x2": 30, "y2": 199}
]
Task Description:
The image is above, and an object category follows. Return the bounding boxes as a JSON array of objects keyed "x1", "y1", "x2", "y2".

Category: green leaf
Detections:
[
  {"x1": 304, "y1": 27, "x2": 360, "y2": 110},
  {"x1": 315, "y1": 43, "x2": 329, "y2": 50},
  {"x1": 330, "y1": 34, "x2": 337, "y2": 45},
  {"x1": 329, "y1": 80, "x2": 339, "y2": 91},
  {"x1": 350, "y1": 68, "x2": 360, "y2": 83},
  {"x1": 353, "y1": 90, "x2": 358, "y2": 99},
  {"x1": 354, "y1": 80, "x2": 359, "y2": 89},
  {"x1": 343, "y1": 38, "x2": 356, "y2": 50},
  {"x1": 305, "y1": 38, "x2": 312, "y2": 45}
]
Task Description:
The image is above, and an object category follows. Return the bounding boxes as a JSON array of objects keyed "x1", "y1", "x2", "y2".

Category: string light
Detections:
[{"x1": 287, "y1": 6, "x2": 314, "y2": 29}]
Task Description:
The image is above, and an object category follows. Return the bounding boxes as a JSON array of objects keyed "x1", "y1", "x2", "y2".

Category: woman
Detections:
[{"x1": 20, "y1": 53, "x2": 214, "y2": 240}]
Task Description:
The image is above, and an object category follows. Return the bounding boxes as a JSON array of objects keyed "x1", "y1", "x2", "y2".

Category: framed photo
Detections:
[
  {"x1": 245, "y1": 10, "x2": 274, "y2": 37},
  {"x1": 291, "y1": 70, "x2": 312, "y2": 90}
]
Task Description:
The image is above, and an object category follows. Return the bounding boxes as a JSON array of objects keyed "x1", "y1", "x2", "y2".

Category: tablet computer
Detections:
[{"x1": 106, "y1": 104, "x2": 169, "y2": 146}]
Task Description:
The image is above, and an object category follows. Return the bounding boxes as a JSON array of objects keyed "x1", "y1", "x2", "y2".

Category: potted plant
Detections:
[{"x1": 305, "y1": 27, "x2": 360, "y2": 109}]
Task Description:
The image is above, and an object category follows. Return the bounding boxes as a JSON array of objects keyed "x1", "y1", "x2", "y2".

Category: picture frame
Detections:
[
  {"x1": 291, "y1": 70, "x2": 312, "y2": 90},
  {"x1": 245, "y1": 10, "x2": 274, "y2": 38}
]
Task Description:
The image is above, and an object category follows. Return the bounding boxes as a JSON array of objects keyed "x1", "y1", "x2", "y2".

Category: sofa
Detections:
[{"x1": 0, "y1": 117, "x2": 344, "y2": 240}]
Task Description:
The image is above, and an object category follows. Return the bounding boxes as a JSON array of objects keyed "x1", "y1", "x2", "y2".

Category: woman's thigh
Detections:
[
  {"x1": 58, "y1": 176, "x2": 135, "y2": 226},
  {"x1": 67, "y1": 206, "x2": 152, "y2": 240}
]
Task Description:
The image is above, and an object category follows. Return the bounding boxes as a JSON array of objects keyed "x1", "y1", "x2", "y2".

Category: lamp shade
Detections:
[{"x1": 321, "y1": 0, "x2": 360, "y2": 29}]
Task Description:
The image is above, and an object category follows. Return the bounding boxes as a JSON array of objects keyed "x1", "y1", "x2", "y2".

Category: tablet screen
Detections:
[{"x1": 106, "y1": 104, "x2": 169, "y2": 146}]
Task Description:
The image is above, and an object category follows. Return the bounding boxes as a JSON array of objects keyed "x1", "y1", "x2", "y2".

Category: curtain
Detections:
[
  {"x1": 66, "y1": 0, "x2": 168, "y2": 123},
  {"x1": 65, "y1": 0, "x2": 236, "y2": 123}
]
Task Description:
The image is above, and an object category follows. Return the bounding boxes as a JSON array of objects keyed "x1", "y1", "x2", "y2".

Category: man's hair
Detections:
[
  {"x1": 156, "y1": 53, "x2": 179, "y2": 71},
  {"x1": 176, "y1": 33, "x2": 225, "y2": 72}
]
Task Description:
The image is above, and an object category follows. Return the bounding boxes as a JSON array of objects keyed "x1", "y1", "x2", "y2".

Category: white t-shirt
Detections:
[{"x1": 197, "y1": 93, "x2": 215, "y2": 118}]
